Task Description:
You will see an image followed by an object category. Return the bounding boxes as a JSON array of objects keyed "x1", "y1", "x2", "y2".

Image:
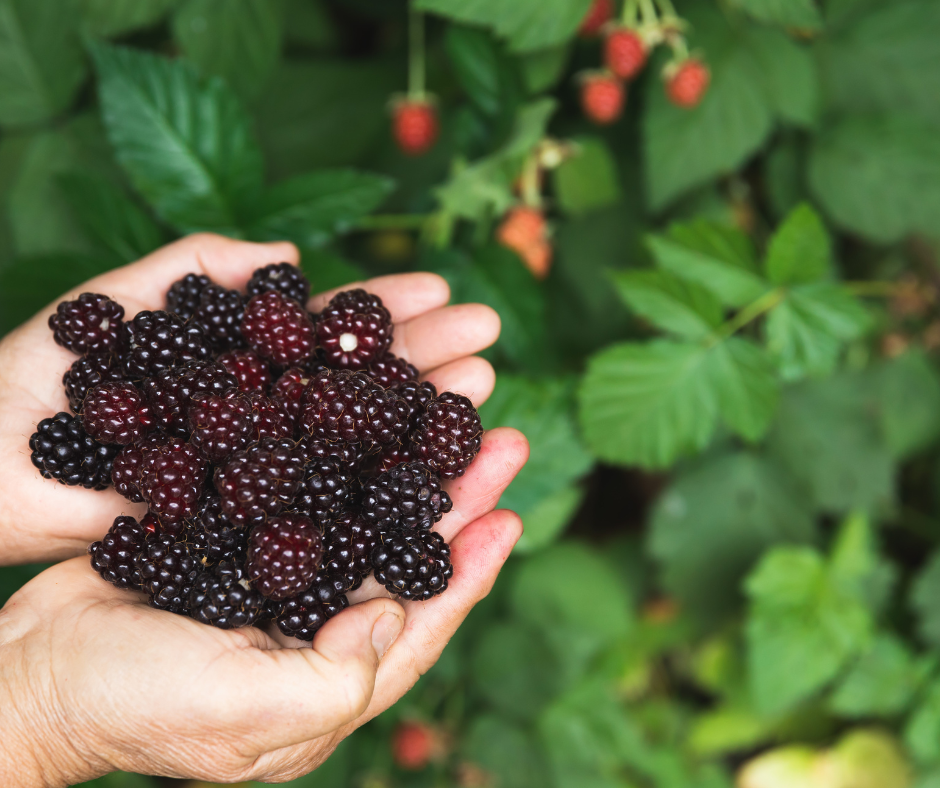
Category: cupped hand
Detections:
[{"x1": 0, "y1": 233, "x2": 505, "y2": 565}]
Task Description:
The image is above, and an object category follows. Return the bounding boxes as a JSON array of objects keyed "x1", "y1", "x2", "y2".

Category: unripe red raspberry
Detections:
[
  {"x1": 581, "y1": 72, "x2": 625, "y2": 125},
  {"x1": 604, "y1": 28, "x2": 647, "y2": 80},
  {"x1": 393, "y1": 100, "x2": 438, "y2": 156},
  {"x1": 392, "y1": 721, "x2": 437, "y2": 770},
  {"x1": 496, "y1": 207, "x2": 553, "y2": 279},
  {"x1": 665, "y1": 58, "x2": 710, "y2": 108}
]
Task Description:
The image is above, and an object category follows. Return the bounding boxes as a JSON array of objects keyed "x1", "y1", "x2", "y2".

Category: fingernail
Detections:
[{"x1": 372, "y1": 612, "x2": 404, "y2": 659}]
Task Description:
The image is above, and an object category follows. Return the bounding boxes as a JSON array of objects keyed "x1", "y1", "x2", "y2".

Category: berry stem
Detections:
[
  {"x1": 638, "y1": 0, "x2": 658, "y2": 27},
  {"x1": 707, "y1": 288, "x2": 785, "y2": 345},
  {"x1": 621, "y1": 0, "x2": 640, "y2": 26},
  {"x1": 519, "y1": 153, "x2": 543, "y2": 209},
  {"x1": 408, "y1": 6, "x2": 426, "y2": 100},
  {"x1": 655, "y1": 0, "x2": 678, "y2": 18}
]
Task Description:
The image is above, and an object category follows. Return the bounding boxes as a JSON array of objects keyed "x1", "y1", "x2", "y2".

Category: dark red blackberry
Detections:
[
  {"x1": 214, "y1": 437, "x2": 307, "y2": 526},
  {"x1": 271, "y1": 367, "x2": 313, "y2": 423},
  {"x1": 188, "y1": 390, "x2": 254, "y2": 462},
  {"x1": 49, "y1": 293, "x2": 125, "y2": 356},
  {"x1": 323, "y1": 511, "x2": 379, "y2": 591},
  {"x1": 300, "y1": 368, "x2": 409, "y2": 448},
  {"x1": 367, "y1": 354, "x2": 419, "y2": 388},
  {"x1": 82, "y1": 381, "x2": 153, "y2": 445},
  {"x1": 166, "y1": 273, "x2": 212, "y2": 320},
  {"x1": 63, "y1": 355, "x2": 126, "y2": 414},
  {"x1": 30, "y1": 412, "x2": 118, "y2": 489},
  {"x1": 297, "y1": 435, "x2": 367, "y2": 472},
  {"x1": 246, "y1": 262, "x2": 310, "y2": 305},
  {"x1": 316, "y1": 289, "x2": 392, "y2": 369},
  {"x1": 122, "y1": 310, "x2": 211, "y2": 379},
  {"x1": 191, "y1": 285, "x2": 245, "y2": 350},
  {"x1": 88, "y1": 516, "x2": 146, "y2": 590},
  {"x1": 371, "y1": 442, "x2": 414, "y2": 473},
  {"x1": 394, "y1": 379, "x2": 437, "y2": 429},
  {"x1": 411, "y1": 392, "x2": 483, "y2": 479},
  {"x1": 186, "y1": 495, "x2": 247, "y2": 566},
  {"x1": 218, "y1": 349, "x2": 270, "y2": 393},
  {"x1": 135, "y1": 532, "x2": 199, "y2": 613},
  {"x1": 142, "y1": 360, "x2": 238, "y2": 435},
  {"x1": 136, "y1": 435, "x2": 208, "y2": 527},
  {"x1": 372, "y1": 530, "x2": 453, "y2": 601},
  {"x1": 275, "y1": 577, "x2": 349, "y2": 641},
  {"x1": 248, "y1": 392, "x2": 293, "y2": 441},
  {"x1": 189, "y1": 561, "x2": 268, "y2": 629},
  {"x1": 111, "y1": 437, "x2": 153, "y2": 503},
  {"x1": 361, "y1": 461, "x2": 452, "y2": 531},
  {"x1": 246, "y1": 513, "x2": 323, "y2": 600},
  {"x1": 241, "y1": 291, "x2": 316, "y2": 366},
  {"x1": 294, "y1": 455, "x2": 355, "y2": 523}
]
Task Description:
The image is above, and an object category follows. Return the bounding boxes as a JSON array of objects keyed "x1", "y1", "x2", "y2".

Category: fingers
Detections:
[
  {"x1": 393, "y1": 304, "x2": 500, "y2": 372},
  {"x1": 422, "y1": 356, "x2": 496, "y2": 407},
  {"x1": 309, "y1": 273, "x2": 450, "y2": 323}
]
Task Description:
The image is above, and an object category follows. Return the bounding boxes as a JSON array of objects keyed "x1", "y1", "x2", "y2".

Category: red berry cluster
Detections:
[{"x1": 31, "y1": 263, "x2": 485, "y2": 639}]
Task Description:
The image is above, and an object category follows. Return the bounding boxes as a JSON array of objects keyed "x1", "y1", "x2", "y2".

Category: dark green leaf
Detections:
[
  {"x1": 299, "y1": 248, "x2": 364, "y2": 294},
  {"x1": 282, "y1": 0, "x2": 338, "y2": 51},
  {"x1": 519, "y1": 45, "x2": 570, "y2": 94},
  {"x1": 553, "y1": 136, "x2": 621, "y2": 217},
  {"x1": 612, "y1": 269, "x2": 723, "y2": 340},
  {"x1": 747, "y1": 28, "x2": 820, "y2": 128},
  {"x1": 462, "y1": 716, "x2": 550, "y2": 788},
  {"x1": 910, "y1": 551, "x2": 940, "y2": 650},
  {"x1": 875, "y1": 351, "x2": 940, "y2": 460},
  {"x1": 728, "y1": 0, "x2": 822, "y2": 30},
  {"x1": 906, "y1": 679, "x2": 940, "y2": 766},
  {"x1": 445, "y1": 26, "x2": 509, "y2": 118},
  {"x1": 765, "y1": 203, "x2": 830, "y2": 285},
  {"x1": 76, "y1": 0, "x2": 180, "y2": 38},
  {"x1": 711, "y1": 338, "x2": 780, "y2": 442}
]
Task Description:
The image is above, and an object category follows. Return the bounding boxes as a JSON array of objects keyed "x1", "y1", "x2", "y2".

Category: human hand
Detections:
[{"x1": 0, "y1": 233, "x2": 508, "y2": 564}]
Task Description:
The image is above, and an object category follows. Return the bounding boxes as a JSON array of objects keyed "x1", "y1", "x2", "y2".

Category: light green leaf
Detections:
[
  {"x1": 875, "y1": 351, "x2": 940, "y2": 460},
  {"x1": 689, "y1": 706, "x2": 773, "y2": 757},
  {"x1": 415, "y1": 0, "x2": 592, "y2": 53},
  {"x1": 91, "y1": 43, "x2": 264, "y2": 234},
  {"x1": 512, "y1": 485, "x2": 586, "y2": 555},
  {"x1": 611, "y1": 269, "x2": 723, "y2": 340},
  {"x1": 765, "y1": 284, "x2": 872, "y2": 380},
  {"x1": 554, "y1": 137, "x2": 621, "y2": 216},
  {"x1": 906, "y1": 680, "x2": 940, "y2": 766},
  {"x1": 245, "y1": 169, "x2": 393, "y2": 248},
  {"x1": 172, "y1": 0, "x2": 283, "y2": 101},
  {"x1": 911, "y1": 551, "x2": 940, "y2": 650},
  {"x1": 0, "y1": 0, "x2": 87, "y2": 127},
  {"x1": 747, "y1": 28, "x2": 820, "y2": 128},
  {"x1": 711, "y1": 338, "x2": 780, "y2": 442},
  {"x1": 75, "y1": 0, "x2": 180, "y2": 38},
  {"x1": 578, "y1": 340, "x2": 719, "y2": 469},
  {"x1": 809, "y1": 113, "x2": 940, "y2": 244},
  {"x1": 649, "y1": 451, "x2": 817, "y2": 622},
  {"x1": 765, "y1": 203, "x2": 830, "y2": 285},
  {"x1": 728, "y1": 0, "x2": 823, "y2": 30}
]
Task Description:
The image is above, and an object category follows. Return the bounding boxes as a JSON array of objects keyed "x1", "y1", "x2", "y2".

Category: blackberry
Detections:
[
  {"x1": 367, "y1": 354, "x2": 419, "y2": 388},
  {"x1": 135, "y1": 532, "x2": 199, "y2": 613},
  {"x1": 218, "y1": 349, "x2": 270, "y2": 393},
  {"x1": 361, "y1": 461, "x2": 452, "y2": 531},
  {"x1": 371, "y1": 442, "x2": 414, "y2": 473},
  {"x1": 63, "y1": 354, "x2": 126, "y2": 414},
  {"x1": 49, "y1": 293, "x2": 125, "y2": 356},
  {"x1": 246, "y1": 262, "x2": 310, "y2": 305},
  {"x1": 88, "y1": 516, "x2": 146, "y2": 590},
  {"x1": 188, "y1": 390, "x2": 254, "y2": 462},
  {"x1": 186, "y1": 496, "x2": 247, "y2": 566},
  {"x1": 111, "y1": 436, "x2": 154, "y2": 503},
  {"x1": 372, "y1": 530, "x2": 452, "y2": 601},
  {"x1": 248, "y1": 392, "x2": 293, "y2": 441},
  {"x1": 29, "y1": 412, "x2": 118, "y2": 489},
  {"x1": 136, "y1": 435, "x2": 208, "y2": 527},
  {"x1": 142, "y1": 360, "x2": 238, "y2": 435},
  {"x1": 214, "y1": 437, "x2": 307, "y2": 526},
  {"x1": 191, "y1": 285, "x2": 245, "y2": 350},
  {"x1": 323, "y1": 511, "x2": 379, "y2": 591},
  {"x1": 189, "y1": 561, "x2": 268, "y2": 629},
  {"x1": 166, "y1": 273, "x2": 212, "y2": 320},
  {"x1": 297, "y1": 435, "x2": 367, "y2": 472},
  {"x1": 82, "y1": 381, "x2": 153, "y2": 445},
  {"x1": 275, "y1": 576, "x2": 349, "y2": 641},
  {"x1": 246, "y1": 513, "x2": 323, "y2": 600},
  {"x1": 241, "y1": 291, "x2": 316, "y2": 366},
  {"x1": 271, "y1": 367, "x2": 313, "y2": 423},
  {"x1": 411, "y1": 392, "x2": 483, "y2": 479},
  {"x1": 300, "y1": 368, "x2": 409, "y2": 448},
  {"x1": 316, "y1": 289, "x2": 392, "y2": 369},
  {"x1": 394, "y1": 379, "x2": 437, "y2": 429},
  {"x1": 122, "y1": 310, "x2": 211, "y2": 379},
  {"x1": 294, "y1": 455, "x2": 355, "y2": 523}
]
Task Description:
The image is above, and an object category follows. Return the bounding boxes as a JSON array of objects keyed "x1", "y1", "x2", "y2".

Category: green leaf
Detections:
[
  {"x1": 445, "y1": 25, "x2": 521, "y2": 119},
  {"x1": 906, "y1": 679, "x2": 940, "y2": 766},
  {"x1": 462, "y1": 716, "x2": 550, "y2": 788},
  {"x1": 765, "y1": 203, "x2": 830, "y2": 285},
  {"x1": 728, "y1": 0, "x2": 823, "y2": 30},
  {"x1": 578, "y1": 340, "x2": 719, "y2": 469},
  {"x1": 298, "y1": 248, "x2": 364, "y2": 294},
  {"x1": 910, "y1": 550, "x2": 940, "y2": 650},
  {"x1": 611, "y1": 269, "x2": 723, "y2": 340},
  {"x1": 875, "y1": 351, "x2": 940, "y2": 460},
  {"x1": 245, "y1": 170, "x2": 393, "y2": 248},
  {"x1": 809, "y1": 113, "x2": 940, "y2": 244},
  {"x1": 747, "y1": 28, "x2": 821, "y2": 128},
  {"x1": 91, "y1": 43, "x2": 264, "y2": 234},
  {"x1": 711, "y1": 338, "x2": 780, "y2": 442},
  {"x1": 59, "y1": 173, "x2": 166, "y2": 263},
  {"x1": 415, "y1": 0, "x2": 592, "y2": 53},
  {"x1": 75, "y1": 0, "x2": 180, "y2": 38},
  {"x1": 519, "y1": 44, "x2": 570, "y2": 94},
  {"x1": 689, "y1": 706, "x2": 774, "y2": 757},
  {"x1": 282, "y1": 0, "x2": 337, "y2": 51},
  {"x1": 553, "y1": 137, "x2": 621, "y2": 216},
  {"x1": 0, "y1": 0, "x2": 87, "y2": 127},
  {"x1": 172, "y1": 0, "x2": 283, "y2": 101},
  {"x1": 765, "y1": 283, "x2": 871, "y2": 380}
]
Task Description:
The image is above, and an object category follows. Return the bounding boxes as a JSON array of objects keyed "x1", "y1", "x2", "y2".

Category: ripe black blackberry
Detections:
[
  {"x1": 63, "y1": 355, "x2": 126, "y2": 414},
  {"x1": 323, "y1": 511, "x2": 379, "y2": 591},
  {"x1": 122, "y1": 310, "x2": 211, "y2": 379},
  {"x1": 372, "y1": 529, "x2": 453, "y2": 601},
  {"x1": 29, "y1": 412, "x2": 118, "y2": 489},
  {"x1": 186, "y1": 496, "x2": 247, "y2": 566},
  {"x1": 166, "y1": 273, "x2": 212, "y2": 320},
  {"x1": 82, "y1": 381, "x2": 153, "y2": 445},
  {"x1": 218, "y1": 349, "x2": 270, "y2": 393},
  {"x1": 246, "y1": 513, "x2": 323, "y2": 600},
  {"x1": 274, "y1": 575, "x2": 349, "y2": 641},
  {"x1": 135, "y1": 532, "x2": 199, "y2": 613},
  {"x1": 88, "y1": 516, "x2": 146, "y2": 590},
  {"x1": 188, "y1": 390, "x2": 254, "y2": 462},
  {"x1": 246, "y1": 262, "x2": 310, "y2": 305},
  {"x1": 394, "y1": 379, "x2": 437, "y2": 428},
  {"x1": 241, "y1": 290, "x2": 316, "y2": 366},
  {"x1": 297, "y1": 435, "x2": 367, "y2": 472},
  {"x1": 367, "y1": 354, "x2": 419, "y2": 388},
  {"x1": 191, "y1": 285, "x2": 245, "y2": 350},
  {"x1": 214, "y1": 437, "x2": 307, "y2": 526},
  {"x1": 361, "y1": 461, "x2": 452, "y2": 531},
  {"x1": 300, "y1": 368, "x2": 409, "y2": 448},
  {"x1": 136, "y1": 435, "x2": 208, "y2": 527},
  {"x1": 271, "y1": 366, "x2": 313, "y2": 423},
  {"x1": 142, "y1": 360, "x2": 238, "y2": 435},
  {"x1": 189, "y1": 561, "x2": 268, "y2": 629},
  {"x1": 316, "y1": 289, "x2": 392, "y2": 369},
  {"x1": 49, "y1": 293, "x2": 125, "y2": 356},
  {"x1": 294, "y1": 455, "x2": 355, "y2": 523},
  {"x1": 411, "y1": 392, "x2": 483, "y2": 479}
]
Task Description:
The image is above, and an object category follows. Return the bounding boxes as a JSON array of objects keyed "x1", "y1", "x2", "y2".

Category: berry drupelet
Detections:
[
  {"x1": 411, "y1": 392, "x2": 483, "y2": 479},
  {"x1": 246, "y1": 513, "x2": 323, "y2": 600},
  {"x1": 30, "y1": 412, "x2": 118, "y2": 489},
  {"x1": 49, "y1": 293, "x2": 125, "y2": 356},
  {"x1": 372, "y1": 530, "x2": 453, "y2": 601},
  {"x1": 361, "y1": 461, "x2": 453, "y2": 532},
  {"x1": 88, "y1": 516, "x2": 147, "y2": 590}
]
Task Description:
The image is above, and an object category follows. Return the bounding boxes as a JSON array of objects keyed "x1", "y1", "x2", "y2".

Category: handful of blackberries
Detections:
[{"x1": 29, "y1": 264, "x2": 483, "y2": 640}]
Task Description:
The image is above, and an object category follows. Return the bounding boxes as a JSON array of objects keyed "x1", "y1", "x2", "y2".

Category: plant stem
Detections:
[
  {"x1": 409, "y1": 6, "x2": 425, "y2": 99},
  {"x1": 353, "y1": 213, "x2": 428, "y2": 231},
  {"x1": 622, "y1": 0, "x2": 640, "y2": 26},
  {"x1": 845, "y1": 281, "x2": 900, "y2": 297},
  {"x1": 520, "y1": 154, "x2": 542, "y2": 209},
  {"x1": 655, "y1": 0, "x2": 677, "y2": 17},
  {"x1": 638, "y1": 0, "x2": 658, "y2": 26},
  {"x1": 708, "y1": 288, "x2": 785, "y2": 345}
]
